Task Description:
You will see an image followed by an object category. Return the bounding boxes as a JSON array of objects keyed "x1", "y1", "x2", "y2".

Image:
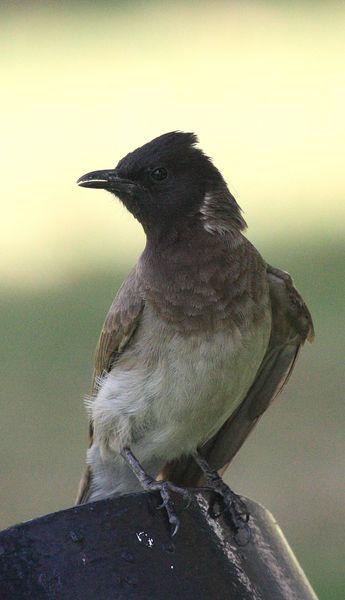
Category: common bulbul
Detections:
[{"x1": 76, "y1": 132, "x2": 314, "y2": 535}]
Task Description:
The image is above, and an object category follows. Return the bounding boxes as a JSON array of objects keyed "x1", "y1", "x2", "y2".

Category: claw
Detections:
[
  {"x1": 169, "y1": 514, "x2": 180, "y2": 537},
  {"x1": 144, "y1": 480, "x2": 188, "y2": 536},
  {"x1": 159, "y1": 484, "x2": 181, "y2": 537}
]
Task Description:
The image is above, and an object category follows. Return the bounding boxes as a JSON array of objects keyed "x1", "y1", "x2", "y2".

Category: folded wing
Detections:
[
  {"x1": 76, "y1": 267, "x2": 144, "y2": 503},
  {"x1": 161, "y1": 265, "x2": 314, "y2": 486}
]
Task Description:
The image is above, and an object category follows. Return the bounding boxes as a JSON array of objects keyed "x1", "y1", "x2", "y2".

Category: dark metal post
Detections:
[{"x1": 0, "y1": 490, "x2": 318, "y2": 599}]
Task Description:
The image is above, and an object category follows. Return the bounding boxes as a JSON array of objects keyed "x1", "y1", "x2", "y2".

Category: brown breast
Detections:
[{"x1": 139, "y1": 227, "x2": 269, "y2": 334}]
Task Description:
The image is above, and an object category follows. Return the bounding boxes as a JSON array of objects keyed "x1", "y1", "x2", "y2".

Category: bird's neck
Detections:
[{"x1": 143, "y1": 218, "x2": 244, "y2": 258}]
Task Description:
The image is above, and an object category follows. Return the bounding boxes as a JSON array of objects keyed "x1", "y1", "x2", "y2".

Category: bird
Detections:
[{"x1": 76, "y1": 131, "x2": 314, "y2": 536}]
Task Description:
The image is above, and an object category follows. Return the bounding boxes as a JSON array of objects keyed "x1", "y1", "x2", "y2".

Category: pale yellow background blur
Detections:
[
  {"x1": 1, "y1": 1, "x2": 344, "y2": 287},
  {"x1": 1, "y1": 3, "x2": 344, "y2": 598}
]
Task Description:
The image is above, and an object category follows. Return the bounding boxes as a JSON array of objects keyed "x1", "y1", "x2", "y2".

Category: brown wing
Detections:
[
  {"x1": 76, "y1": 266, "x2": 144, "y2": 503},
  {"x1": 161, "y1": 265, "x2": 314, "y2": 486}
]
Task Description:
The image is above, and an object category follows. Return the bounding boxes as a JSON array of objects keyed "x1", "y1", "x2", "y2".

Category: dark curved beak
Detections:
[{"x1": 77, "y1": 169, "x2": 135, "y2": 194}]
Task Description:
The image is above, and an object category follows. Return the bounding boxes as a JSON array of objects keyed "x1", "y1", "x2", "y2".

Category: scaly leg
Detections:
[
  {"x1": 120, "y1": 447, "x2": 191, "y2": 536},
  {"x1": 193, "y1": 452, "x2": 250, "y2": 541}
]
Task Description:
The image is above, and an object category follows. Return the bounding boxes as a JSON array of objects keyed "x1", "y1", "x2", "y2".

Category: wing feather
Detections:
[
  {"x1": 76, "y1": 266, "x2": 144, "y2": 503},
  {"x1": 161, "y1": 265, "x2": 314, "y2": 486}
]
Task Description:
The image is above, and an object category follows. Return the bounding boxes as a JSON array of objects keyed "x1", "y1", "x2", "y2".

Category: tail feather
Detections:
[{"x1": 75, "y1": 466, "x2": 92, "y2": 504}]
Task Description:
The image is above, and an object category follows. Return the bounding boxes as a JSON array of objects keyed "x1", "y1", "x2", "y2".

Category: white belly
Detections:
[{"x1": 89, "y1": 306, "x2": 271, "y2": 466}]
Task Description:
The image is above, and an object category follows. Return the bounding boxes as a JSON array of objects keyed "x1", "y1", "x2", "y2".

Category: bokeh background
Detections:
[{"x1": 1, "y1": 1, "x2": 344, "y2": 597}]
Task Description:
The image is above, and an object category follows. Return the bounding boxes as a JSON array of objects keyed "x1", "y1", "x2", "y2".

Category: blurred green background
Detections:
[{"x1": 1, "y1": 2, "x2": 344, "y2": 598}]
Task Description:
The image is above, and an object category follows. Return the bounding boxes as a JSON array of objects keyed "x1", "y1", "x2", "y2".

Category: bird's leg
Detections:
[
  {"x1": 120, "y1": 447, "x2": 192, "y2": 536},
  {"x1": 193, "y1": 452, "x2": 250, "y2": 539}
]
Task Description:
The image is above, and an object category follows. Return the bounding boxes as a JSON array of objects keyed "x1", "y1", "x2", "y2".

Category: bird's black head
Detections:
[{"x1": 77, "y1": 132, "x2": 246, "y2": 237}]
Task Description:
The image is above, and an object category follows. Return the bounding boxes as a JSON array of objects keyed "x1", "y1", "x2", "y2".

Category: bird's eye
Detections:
[{"x1": 150, "y1": 167, "x2": 168, "y2": 181}]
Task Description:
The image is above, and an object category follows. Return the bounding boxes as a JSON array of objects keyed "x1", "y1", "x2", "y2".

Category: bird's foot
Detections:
[
  {"x1": 208, "y1": 478, "x2": 247, "y2": 520},
  {"x1": 208, "y1": 480, "x2": 251, "y2": 545},
  {"x1": 144, "y1": 479, "x2": 192, "y2": 536},
  {"x1": 193, "y1": 453, "x2": 250, "y2": 544},
  {"x1": 120, "y1": 447, "x2": 191, "y2": 536}
]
